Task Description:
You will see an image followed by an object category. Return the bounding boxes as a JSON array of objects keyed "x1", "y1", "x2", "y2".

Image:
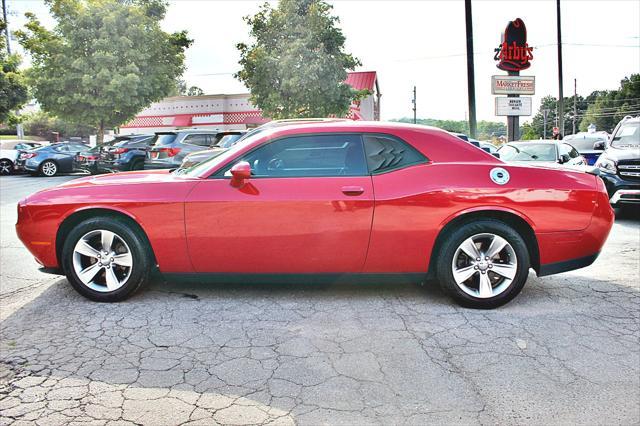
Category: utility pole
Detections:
[
  {"x1": 464, "y1": 0, "x2": 477, "y2": 139},
  {"x1": 556, "y1": 0, "x2": 564, "y2": 138},
  {"x1": 573, "y1": 78, "x2": 577, "y2": 135},
  {"x1": 412, "y1": 86, "x2": 416, "y2": 124},
  {"x1": 2, "y1": 0, "x2": 10, "y2": 54},
  {"x1": 543, "y1": 109, "x2": 550, "y2": 139}
]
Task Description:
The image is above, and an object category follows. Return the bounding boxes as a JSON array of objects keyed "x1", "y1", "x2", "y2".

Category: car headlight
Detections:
[{"x1": 595, "y1": 157, "x2": 616, "y2": 174}]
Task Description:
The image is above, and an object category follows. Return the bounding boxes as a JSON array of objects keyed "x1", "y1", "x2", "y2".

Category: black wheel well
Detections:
[
  {"x1": 427, "y1": 210, "x2": 540, "y2": 277},
  {"x1": 56, "y1": 208, "x2": 156, "y2": 268}
]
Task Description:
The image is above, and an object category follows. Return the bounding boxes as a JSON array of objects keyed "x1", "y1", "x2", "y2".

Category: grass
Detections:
[{"x1": 0, "y1": 135, "x2": 46, "y2": 141}]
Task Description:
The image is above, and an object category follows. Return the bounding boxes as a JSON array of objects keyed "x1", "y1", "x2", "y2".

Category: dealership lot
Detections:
[{"x1": 1, "y1": 175, "x2": 638, "y2": 425}]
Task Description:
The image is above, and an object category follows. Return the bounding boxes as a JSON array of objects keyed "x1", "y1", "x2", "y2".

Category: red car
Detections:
[{"x1": 16, "y1": 122, "x2": 614, "y2": 308}]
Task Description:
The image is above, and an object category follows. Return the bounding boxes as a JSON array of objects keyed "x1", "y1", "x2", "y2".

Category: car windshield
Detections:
[
  {"x1": 611, "y1": 122, "x2": 640, "y2": 148},
  {"x1": 174, "y1": 130, "x2": 266, "y2": 177},
  {"x1": 217, "y1": 134, "x2": 244, "y2": 149},
  {"x1": 499, "y1": 143, "x2": 557, "y2": 161},
  {"x1": 151, "y1": 133, "x2": 178, "y2": 146}
]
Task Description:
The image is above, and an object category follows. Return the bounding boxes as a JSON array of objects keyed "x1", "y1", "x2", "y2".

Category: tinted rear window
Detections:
[{"x1": 151, "y1": 133, "x2": 178, "y2": 146}]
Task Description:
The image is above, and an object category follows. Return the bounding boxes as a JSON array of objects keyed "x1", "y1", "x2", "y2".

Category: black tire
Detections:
[
  {"x1": 0, "y1": 159, "x2": 14, "y2": 175},
  {"x1": 61, "y1": 216, "x2": 152, "y2": 302},
  {"x1": 130, "y1": 159, "x2": 144, "y2": 171},
  {"x1": 435, "y1": 219, "x2": 530, "y2": 309},
  {"x1": 39, "y1": 160, "x2": 58, "y2": 177}
]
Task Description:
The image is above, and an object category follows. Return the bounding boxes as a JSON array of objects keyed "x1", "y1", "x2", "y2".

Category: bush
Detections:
[{"x1": 22, "y1": 111, "x2": 96, "y2": 139}]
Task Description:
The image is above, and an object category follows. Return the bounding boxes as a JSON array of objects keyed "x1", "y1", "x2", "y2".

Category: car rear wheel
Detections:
[
  {"x1": 40, "y1": 160, "x2": 58, "y2": 177},
  {"x1": 436, "y1": 220, "x2": 530, "y2": 309},
  {"x1": 130, "y1": 159, "x2": 144, "y2": 171},
  {"x1": 0, "y1": 159, "x2": 13, "y2": 175},
  {"x1": 61, "y1": 217, "x2": 151, "y2": 302}
]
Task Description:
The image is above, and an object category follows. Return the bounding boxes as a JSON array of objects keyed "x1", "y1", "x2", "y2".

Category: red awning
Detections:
[{"x1": 345, "y1": 72, "x2": 377, "y2": 91}]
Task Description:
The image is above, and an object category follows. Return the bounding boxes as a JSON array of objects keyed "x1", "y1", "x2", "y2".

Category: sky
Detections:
[{"x1": 6, "y1": 0, "x2": 640, "y2": 123}]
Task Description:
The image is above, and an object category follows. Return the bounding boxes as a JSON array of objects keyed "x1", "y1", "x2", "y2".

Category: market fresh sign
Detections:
[{"x1": 491, "y1": 76, "x2": 535, "y2": 95}]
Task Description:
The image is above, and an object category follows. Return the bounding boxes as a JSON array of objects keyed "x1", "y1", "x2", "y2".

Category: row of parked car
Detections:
[{"x1": 1, "y1": 116, "x2": 638, "y2": 209}]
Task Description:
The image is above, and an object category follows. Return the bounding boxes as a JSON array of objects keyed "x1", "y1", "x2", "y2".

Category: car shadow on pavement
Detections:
[{"x1": 1, "y1": 272, "x2": 638, "y2": 425}]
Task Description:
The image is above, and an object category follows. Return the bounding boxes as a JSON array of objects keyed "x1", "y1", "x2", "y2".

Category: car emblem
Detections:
[{"x1": 490, "y1": 167, "x2": 510, "y2": 185}]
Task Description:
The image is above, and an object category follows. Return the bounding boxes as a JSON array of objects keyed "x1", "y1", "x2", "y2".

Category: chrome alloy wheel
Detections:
[
  {"x1": 451, "y1": 233, "x2": 518, "y2": 299},
  {"x1": 0, "y1": 159, "x2": 12, "y2": 175},
  {"x1": 72, "y1": 229, "x2": 133, "y2": 292},
  {"x1": 41, "y1": 161, "x2": 57, "y2": 176}
]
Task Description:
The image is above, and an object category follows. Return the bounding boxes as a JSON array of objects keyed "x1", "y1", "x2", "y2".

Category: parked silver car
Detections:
[{"x1": 144, "y1": 129, "x2": 221, "y2": 170}]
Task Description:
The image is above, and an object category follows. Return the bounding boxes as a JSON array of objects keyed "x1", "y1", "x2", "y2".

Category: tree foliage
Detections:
[
  {"x1": 236, "y1": 0, "x2": 363, "y2": 119},
  {"x1": 525, "y1": 74, "x2": 640, "y2": 139},
  {"x1": 0, "y1": 19, "x2": 29, "y2": 125},
  {"x1": 391, "y1": 117, "x2": 506, "y2": 140},
  {"x1": 15, "y1": 0, "x2": 192, "y2": 142},
  {"x1": 21, "y1": 110, "x2": 96, "y2": 138}
]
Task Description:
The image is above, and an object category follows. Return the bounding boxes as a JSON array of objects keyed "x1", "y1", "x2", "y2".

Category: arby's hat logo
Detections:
[{"x1": 494, "y1": 18, "x2": 534, "y2": 72}]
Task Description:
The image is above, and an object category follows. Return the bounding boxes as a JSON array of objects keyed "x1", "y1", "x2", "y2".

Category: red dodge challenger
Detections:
[{"x1": 16, "y1": 122, "x2": 614, "y2": 308}]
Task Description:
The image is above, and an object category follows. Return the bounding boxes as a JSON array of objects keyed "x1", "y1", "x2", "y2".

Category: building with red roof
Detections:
[{"x1": 121, "y1": 72, "x2": 380, "y2": 134}]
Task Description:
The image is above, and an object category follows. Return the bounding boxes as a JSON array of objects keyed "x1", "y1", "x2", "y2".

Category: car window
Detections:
[
  {"x1": 54, "y1": 145, "x2": 68, "y2": 152},
  {"x1": 499, "y1": 143, "x2": 557, "y2": 161},
  {"x1": 565, "y1": 144, "x2": 580, "y2": 158},
  {"x1": 611, "y1": 121, "x2": 639, "y2": 148},
  {"x1": 128, "y1": 137, "x2": 153, "y2": 148},
  {"x1": 151, "y1": 133, "x2": 178, "y2": 146},
  {"x1": 183, "y1": 134, "x2": 211, "y2": 147},
  {"x1": 218, "y1": 134, "x2": 244, "y2": 149},
  {"x1": 224, "y1": 134, "x2": 368, "y2": 177},
  {"x1": 14, "y1": 143, "x2": 29, "y2": 150},
  {"x1": 363, "y1": 134, "x2": 427, "y2": 174}
]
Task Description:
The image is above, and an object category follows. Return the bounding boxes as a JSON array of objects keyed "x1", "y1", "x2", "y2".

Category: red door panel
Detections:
[{"x1": 185, "y1": 177, "x2": 374, "y2": 273}]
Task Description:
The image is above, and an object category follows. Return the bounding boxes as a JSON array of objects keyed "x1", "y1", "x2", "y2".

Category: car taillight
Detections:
[
  {"x1": 112, "y1": 148, "x2": 129, "y2": 155},
  {"x1": 21, "y1": 152, "x2": 37, "y2": 159},
  {"x1": 158, "y1": 147, "x2": 181, "y2": 157}
]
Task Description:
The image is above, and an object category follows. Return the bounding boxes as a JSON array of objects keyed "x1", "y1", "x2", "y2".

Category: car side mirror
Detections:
[
  {"x1": 559, "y1": 154, "x2": 570, "y2": 164},
  {"x1": 230, "y1": 161, "x2": 251, "y2": 187},
  {"x1": 593, "y1": 141, "x2": 605, "y2": 150}
]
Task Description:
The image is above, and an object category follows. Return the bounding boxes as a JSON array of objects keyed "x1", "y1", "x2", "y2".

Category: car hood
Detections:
[
  {"x1": 602, "y1": 146, "x2": 640, "y2": 162},
  {"x1": 55, "y1": 169, "x2": 195, "y2": 189}
]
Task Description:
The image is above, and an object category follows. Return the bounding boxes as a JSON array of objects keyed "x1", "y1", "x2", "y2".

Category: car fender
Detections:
[{"x1": 437, "y1": 205, "x2": 537, "y2": 234}]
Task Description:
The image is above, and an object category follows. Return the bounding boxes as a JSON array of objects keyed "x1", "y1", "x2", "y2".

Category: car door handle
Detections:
[{"x1": 341, "y1": 186, "x2": 365, "y2": 196}]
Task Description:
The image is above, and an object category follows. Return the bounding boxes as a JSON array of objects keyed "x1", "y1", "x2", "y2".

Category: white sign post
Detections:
[
  {"x1": 491, "y1": 76, "x2": 535, "y2": 95},
  {"x1": 495, "y1": 97, "x2": 532, "y2": 116}
]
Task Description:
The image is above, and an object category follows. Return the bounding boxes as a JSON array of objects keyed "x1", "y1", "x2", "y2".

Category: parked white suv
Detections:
[{"x1": 0, "y1": 140, "x2": 46, "y2": 175}]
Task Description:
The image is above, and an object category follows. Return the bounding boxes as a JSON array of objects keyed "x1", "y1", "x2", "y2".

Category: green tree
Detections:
[
  {"x1": 580, "y1": 74, "x2": 640, "y2": 133},
  {"x1": 16, "y1": 0, "x2": 192, "y2": 143},
  {"x1": 236, "y1": 0, "x2": 363, "y2": 119},
  {"x1": 0, "y1": 19, "x2": 29, "y2": 125},
  {"x1": 22, "y1": 110, "x2": 96, "y2": 139}
]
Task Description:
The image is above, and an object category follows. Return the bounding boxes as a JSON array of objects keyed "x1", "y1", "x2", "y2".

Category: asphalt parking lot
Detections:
[{"x1": 0, "y1": 174, "x2": 638, "y2": 425}]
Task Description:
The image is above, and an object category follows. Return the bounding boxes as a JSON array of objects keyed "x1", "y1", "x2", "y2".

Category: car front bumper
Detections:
[{"x1": 599, "y1": 172, "x2": 640, "y2": 206}]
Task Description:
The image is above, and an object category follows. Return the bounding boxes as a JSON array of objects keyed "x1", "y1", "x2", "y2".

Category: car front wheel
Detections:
[
  {"x1": 436, "y1": 220, "x2": 530, "y2": 309},
  {"x1": 61, "y1": 217, "x2": 151, "y2": 302}
]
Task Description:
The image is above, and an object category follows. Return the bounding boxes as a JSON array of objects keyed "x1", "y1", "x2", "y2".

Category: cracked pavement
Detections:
[{"x1": 1, "y1": 175, "x2": 639, "y2": 425}]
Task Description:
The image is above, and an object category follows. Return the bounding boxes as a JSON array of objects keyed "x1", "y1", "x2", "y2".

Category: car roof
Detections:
[{"x1": 509, "y1": 140, "x2": 560, "y2": 145}]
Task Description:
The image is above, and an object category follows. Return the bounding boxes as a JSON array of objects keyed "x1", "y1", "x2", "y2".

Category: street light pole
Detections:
[
  {"x1": 556, "y1": 0, "x2": 564, "y2": 138},
  {"x1": 2, "y1": 0, "x2": 11, "y2": 54},
  {"x1": 573, "y1": 78, "x2": 577, "y2": 135},
  {"x1": 412, "y1": 86, "x2": 416, "y2": 124},
  {"x1": 464, "y1": 0, "x2": 477, "y2": 139},
  {"x1": 543, "y1": 108, "x2": 550, "y2": 139}
]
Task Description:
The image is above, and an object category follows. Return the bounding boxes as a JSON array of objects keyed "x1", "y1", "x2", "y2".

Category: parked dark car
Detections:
[
  {"x1": 74, "y1": 134, "x2": 153, "y2": 174},
  {"x1": 17, "y1": 142, "x2": 89, "y2": 176},
  {"x1": 594, "y1": 116, "x2": 640, "y2": 208},
  {"x1": 563, "y1": 132, "x2": 609, "y2": 165},
  {"x1": 74, "y1": 140, "x2": 120, "y2": 174},
  {"x1": 498, "y1": 140, "x2": 586, "y2": 167},
  {"x1": 144, "y1": 130, "x2": 221, "y2": 170},
  {"x1": 179, "y1": 131, "x2": 246, "y2": 169}
]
